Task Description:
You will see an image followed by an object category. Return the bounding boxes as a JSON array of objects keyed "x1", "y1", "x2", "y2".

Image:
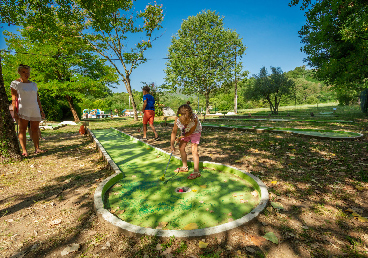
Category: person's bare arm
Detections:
[
  {"x1": 142, "y1": 100, "x2": 147, "y2": 113},
  {"x1": 37, "y1": 94, "x2": 45, "y2": 119},
  {"x1": 11, "y1": 88, "x2": 19, "y2": 119},
  {"x1": 171, "y1": 118, "x2": 179, "y2": 151}
]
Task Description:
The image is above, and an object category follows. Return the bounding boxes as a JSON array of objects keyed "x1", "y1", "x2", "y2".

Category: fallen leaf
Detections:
[
  {"x1": 271, "y1": 202, "x2": 284, "y2": 210},
  {"x1": 156, "y1": 221, "x2": 168, "y2": 229},
  {"x1": 162, "y1": 247, "x2": 172, "y2": 255},
  {"x1": 352, "y1": 212, "x2": 360, "y2": 217},
  {"x1": 199, "y1": 200, "x2": 204, "y2": 203},
  {"x1": 49, "y1": 219, "x2": 62, "y2": 226},
  {"x1": 192, "y1": 189, "x2": 197, "y2": 192},
  {"x1": 206, "y1": 208, "x2": 209, "y2": 211},
  {"x1": 355, "y1": 186, "x2": 364, "y2": 191},
  {"x1": 210, "y1": 210, "x2": 214, "y2": 213},
  {"x1": 271, "y1": 181, "x2": 277, "y2": 185},
  {"x1": 200, "y1": 185, "x2": 207, "y2": 188},
  {"x1": 355, "y1": 216, "x2": 368, "y2": 223},
  {"x1": 240, "y1": 199, "x2": 248, "y2": 203},
  {"x1": 263, "y1": 232, "x2": 279, "y2": 244},
  {"x1": 155, "y1": 243, "x2": 162, "y2": 250},
  {"x1": 198, "y1": 241, "x2": 208, "y2": 248},
  {"x1": 251, "y1": 190, "x2": 258, "y2": 197},
  {"x1": 183, "y1": 223, "x2": 198, "y2": 230},
  {"x1": 61, "y1": 243, "x2": 80, "y2": 256},
  {"x1": 250, "y1": 235, "x2": 267, "y2": 246},
  {"x1": 116, "y1": 209, "x2": 125, "y2": 215},
  {"x1": 228, "y1": 212, "x2": 232, "y2": 216}
]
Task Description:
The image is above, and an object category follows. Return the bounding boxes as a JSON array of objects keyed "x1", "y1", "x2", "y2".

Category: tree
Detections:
[
  {"x1": 290, "y1": 0, "x2": 368, "y2": 89},
  {"x1": 81, "y1": 2, "x2": 164, "y2": 121},
  {"x1": 244, "y1": 67, "x2": 295, "y2": 114},
  {"x1": 0, "y1": 0, "x2": 79, "y2": 161},
  {"x1": 2, "y1": 26, "x2": 118, "y2": 122},
  {"x1": 0, "y1": 0, "x2": 157, "y2": 160},
  {"x1": 163, "y1": 10, "x2": 246, "y2": 114}
]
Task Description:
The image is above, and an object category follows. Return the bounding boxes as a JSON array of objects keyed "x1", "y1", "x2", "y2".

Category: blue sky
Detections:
[{"x1": 0, "y1": 0, "x2": 308, "y2": 93}]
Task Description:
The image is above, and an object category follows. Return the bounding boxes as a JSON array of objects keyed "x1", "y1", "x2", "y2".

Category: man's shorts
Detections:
[
  {"x1": 143, "y1": 110, "x2": 155, "y2": 125},
  {"x1": 181, "y1": 132, "x2": 201, "y2": 144}
]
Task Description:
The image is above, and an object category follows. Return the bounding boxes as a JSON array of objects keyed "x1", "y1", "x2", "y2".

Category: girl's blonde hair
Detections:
[
  {"x1": 177, "y1": 101, "x2": 194, "y2": 124},
  {"x1": 18, "y1": 64, "x2": 31, "y2": 72}
]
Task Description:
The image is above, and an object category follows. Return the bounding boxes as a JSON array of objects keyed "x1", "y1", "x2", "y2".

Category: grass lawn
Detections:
[{"x1": 0, "y1": 103, "x2": 367, "y2": 258}]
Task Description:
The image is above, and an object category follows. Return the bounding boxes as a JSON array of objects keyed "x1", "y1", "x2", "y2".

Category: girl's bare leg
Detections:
[
  {"x1": 18, "y1": 118, "x2": 29, "y2": 156},
  {"x1": 191, "y1": 143, "x2": 199, "y2": 172},
  {"x1": 179, "y1": 140, "x2": 188, "y2": 168},
  {"x1": 30, "y1": 121, "x2": 45, "y2": 153}
]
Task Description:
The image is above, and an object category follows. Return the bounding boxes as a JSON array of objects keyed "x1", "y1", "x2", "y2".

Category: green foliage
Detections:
[
  {"x1": 244, "y1": 67, "x2": 295, "y2": 114},
  {"x1": 164, "y1": 10, "x2": 246, "y2": 112},
  {"x1": 290, "y1": 1, "x2": 368, "y2": 89},
  {"x1": 2, "y1": 18, "x2": 118, "y2": 121},
  {"x1": 81, "y1": 1, "x2": 164, "y2": 120}
]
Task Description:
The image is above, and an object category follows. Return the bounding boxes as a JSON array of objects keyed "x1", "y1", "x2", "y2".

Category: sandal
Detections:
[
  {"x1": 187, "y1": 172, "x2": 201, "y2": 180},
  {"x1": 141, "y1": 137, "x2": 147, "y2": 141},
  {"x1": 22, "y1": 153, "x2": 28, "y2": 157},
  {"x1": 174, "y1": 166, "x2": 189, "y2": 173},
  {"x1": 154, "y1": 136, "x2": 160, "y2": 141}
]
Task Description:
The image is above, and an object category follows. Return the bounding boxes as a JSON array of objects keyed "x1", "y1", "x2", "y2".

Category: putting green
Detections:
[
  {"x1": 92, "y1": 129, "x2": 261, "y2": 230},
  {"x1": 201, "y1": 123, "x2": 362, "y2": 139}
]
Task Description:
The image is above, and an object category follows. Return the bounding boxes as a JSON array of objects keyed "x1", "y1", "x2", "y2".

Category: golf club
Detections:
[{"x1": 160, "y1": 140, "x2": 178, "y2": 182}]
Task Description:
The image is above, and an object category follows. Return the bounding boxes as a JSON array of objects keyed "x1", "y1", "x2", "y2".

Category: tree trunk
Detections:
[
  {"x1": 0, "y1": 60, "x2": 22, "y2": 162},
  {"x1": 124, "y1": 76, "x2": 139, "y2": 121},
  {"x1": 234, "y1": 80, "x2": 238, "y2": 114},
  {"x1": 66, "y1": 95, "x2": 80, "y2": 122},
  {"x1": 205, "y1": 90, "x2": 210, "y2": 114},
  {"x1": 274, "y1": 95, "x2": 279, "y2": 115},
  {"x1": 266, "y1": 97, "x2": 275, "y2": 114}
]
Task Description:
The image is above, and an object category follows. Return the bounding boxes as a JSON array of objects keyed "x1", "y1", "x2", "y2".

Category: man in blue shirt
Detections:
[{"x1": 142, "y1": 86, "x2": 159, "y2": 140}]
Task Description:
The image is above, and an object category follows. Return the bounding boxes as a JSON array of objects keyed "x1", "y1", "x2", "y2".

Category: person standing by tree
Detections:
[
  {"x1": 142, "y1": 86, "x2": 159, "y2": 141},
  {"x1": 11, "y1": 64, "x2": 46, "y2": 156}
]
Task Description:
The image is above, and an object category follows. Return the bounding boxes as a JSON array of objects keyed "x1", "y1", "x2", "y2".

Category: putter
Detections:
[{"x1": 160, "y1": 140, "x2": 178, "y2": 182}]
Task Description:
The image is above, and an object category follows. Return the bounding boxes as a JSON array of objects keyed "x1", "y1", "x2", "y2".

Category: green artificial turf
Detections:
[
  {"x1": 92, "y1": 129, "x2": 260, "y2": 230},
  {"x1": 201, "y1": 123, "x2": 361, "y2": 138}
]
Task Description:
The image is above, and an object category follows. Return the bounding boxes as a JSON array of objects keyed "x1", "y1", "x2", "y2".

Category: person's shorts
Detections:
[
  {"x1": 181, "y1": 132, "x2": 201, "y2": 144},
  {"x1": 143, "y1": 110, "x2": 155, "y2": 125}
]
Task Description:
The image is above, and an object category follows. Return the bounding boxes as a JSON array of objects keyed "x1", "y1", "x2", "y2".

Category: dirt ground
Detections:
[{"x1": 1, "y1": 123, "x2": 368, "y2": 258}]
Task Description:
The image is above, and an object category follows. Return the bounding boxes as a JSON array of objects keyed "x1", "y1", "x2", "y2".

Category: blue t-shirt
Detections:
[{"x1": 143, "y1": 94, "x2": 155, "y2": 110}]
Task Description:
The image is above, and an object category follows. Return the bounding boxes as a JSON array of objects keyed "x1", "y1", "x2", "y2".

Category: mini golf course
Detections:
[
  {"x1": 205, "y1": 117, "x2": 355, "y2": 123},
  {"x1": 200, "y1": 123, "x2": 363, "y2": 139},
  {"x1": 90, "y1": 128, "x2": 268, "y2": 237}
]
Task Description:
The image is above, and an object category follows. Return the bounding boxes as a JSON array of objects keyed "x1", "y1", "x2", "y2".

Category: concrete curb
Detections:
[{"x1": 89, "y1": 128, "x2": 269, "y2": 238}]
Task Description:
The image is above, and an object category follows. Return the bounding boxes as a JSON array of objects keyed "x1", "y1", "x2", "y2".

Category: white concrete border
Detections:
[{"x1": 89, "y1": 128, "x2": 269, "y2": 238}]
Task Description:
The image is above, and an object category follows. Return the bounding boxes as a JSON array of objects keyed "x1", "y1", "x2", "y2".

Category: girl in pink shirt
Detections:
[{"x1": 170, "y1": 102, "x2": 202, "y2": 179}]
